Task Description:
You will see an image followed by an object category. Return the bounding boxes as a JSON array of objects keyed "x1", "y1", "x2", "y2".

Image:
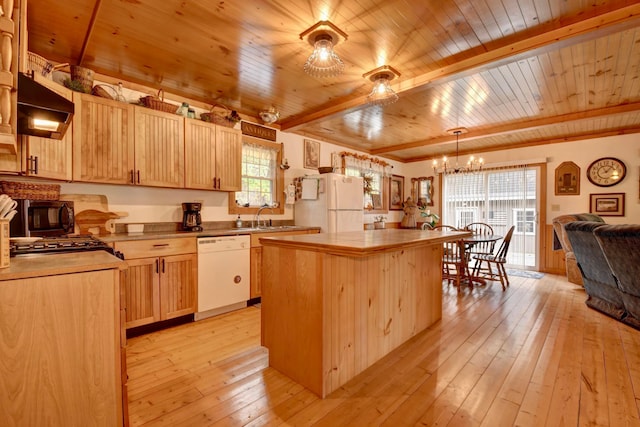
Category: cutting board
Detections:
[
  {"x1": 60, "y1": 194, "x2": 128, "y2": 234},
  {"x1": 60, "y1": 194, "x2": 109, "y2": 212},
  {"x1": 75, "y1": 209, "x2": 126, "y2": 235}
]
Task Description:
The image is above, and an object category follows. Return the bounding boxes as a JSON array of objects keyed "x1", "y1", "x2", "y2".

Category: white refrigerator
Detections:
[{"x1": 294, "y1": 173, "x2": 364, "y2": 233}]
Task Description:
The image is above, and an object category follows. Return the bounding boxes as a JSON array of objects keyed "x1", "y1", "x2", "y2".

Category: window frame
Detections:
[
  {"x1": 513, "y1": 208, "x2": 535, "y2": 235},
  {"x1": 228, "y1": 136, "x2": 284, "y2": 215},
  {"x1": 343, "y1": 167, "x2": 388, "y2": 214}
]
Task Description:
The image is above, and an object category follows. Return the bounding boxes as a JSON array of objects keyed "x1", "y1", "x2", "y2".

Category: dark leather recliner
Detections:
[
  {"x1": 565, "y1": 221, "x2": 625, "y2": 320},
  {"x1": 552, "y1": 213, "x2": 605, "y2": 285},
  {"x1": 594, "y1": 224, "x2": 640, "y2": 330}
]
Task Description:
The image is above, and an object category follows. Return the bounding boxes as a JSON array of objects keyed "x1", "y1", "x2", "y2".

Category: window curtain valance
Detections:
[{"x1": 332, "y1": 151, "x2": 393, "y2": 177}]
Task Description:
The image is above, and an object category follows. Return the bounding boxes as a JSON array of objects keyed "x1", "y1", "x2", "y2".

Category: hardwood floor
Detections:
[{"x1": 126, "y1": 274, "x2": 640, "y2": 426}]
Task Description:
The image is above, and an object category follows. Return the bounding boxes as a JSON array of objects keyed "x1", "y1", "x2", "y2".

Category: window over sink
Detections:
[{"x1": 229, "y1": 136, "x2": 284, "y2": 215}]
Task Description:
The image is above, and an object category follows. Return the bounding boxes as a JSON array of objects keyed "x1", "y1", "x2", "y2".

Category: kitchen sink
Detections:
[{"x1": 232, "y1": 225, "x2": 302, "y2": 232}]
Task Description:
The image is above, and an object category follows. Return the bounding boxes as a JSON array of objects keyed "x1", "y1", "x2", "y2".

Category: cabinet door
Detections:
[
  {"x1": 215, "y1": 125, "x2": 242, "y2": 191},
  {"x1": 250, "y1": 246, "x2": 262, "y2": 298},
  {"x1": 122, "y1": 257, "x2": 160, "y2": 328},
  {"x1": 184, "y1": 118, "x2": 216, "y2": 190},
  {"x1": 73, "y1": 93, "x2": 135, "y2": 184},
  {"x1": 134, "y1": 106, "x2": 184, "y2": 188},
  {"x1": 24, "y1": 77, "x2": 73, "y2": 180},
  {"x1": 160, "y1": 253, "x2": 197, "y2": 320}
]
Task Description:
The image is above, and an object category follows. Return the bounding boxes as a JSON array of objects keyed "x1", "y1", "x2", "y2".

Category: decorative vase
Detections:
[{"x1": 374, "y1": 221, "x2": 385, "y2": 229}]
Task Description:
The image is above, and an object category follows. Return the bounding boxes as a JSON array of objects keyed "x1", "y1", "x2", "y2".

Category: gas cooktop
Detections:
[{"x1": 10, "y1": 235, "x2": 121, "y2": 258}]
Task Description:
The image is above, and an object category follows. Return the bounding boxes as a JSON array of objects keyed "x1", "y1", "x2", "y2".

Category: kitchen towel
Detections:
[
  {"x1": 285, "y1": 183, "x2": 296, "y2": 205},
  {"x1": 301, "y1": 178, "x2": 319, "y2": 200}
]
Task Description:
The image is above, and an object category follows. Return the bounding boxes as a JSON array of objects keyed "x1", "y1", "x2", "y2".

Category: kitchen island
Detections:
[{"x1": 259, "y1": 228, "x2": 470, "y2": 398}]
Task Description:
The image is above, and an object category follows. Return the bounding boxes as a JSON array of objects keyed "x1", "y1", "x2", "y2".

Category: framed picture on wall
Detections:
[
  {"x1": 589, "y1": 193, "x2": 625, "y2": 216},
  {"x1": 411, "y1": 176, "x2": 434, "y2": 207},
  {"x1": 555, "y1": 161, "x2": 580, "y2": 195},
  {"x1": 389, "y1": 175, "x2": 404, "y2": 210},
  {"x1": 303, "y1": 139, "x2": 320, "y2": 169}
]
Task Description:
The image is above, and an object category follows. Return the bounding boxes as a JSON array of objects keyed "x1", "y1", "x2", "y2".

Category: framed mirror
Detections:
[{"x1": 411, "y1": 176, "x2": 434, "y2": 207}]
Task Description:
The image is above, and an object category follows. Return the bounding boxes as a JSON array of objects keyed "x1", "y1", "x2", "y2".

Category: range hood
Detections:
[{"x1": 17, "y1": 72, "x2": 74, "y2": 139}]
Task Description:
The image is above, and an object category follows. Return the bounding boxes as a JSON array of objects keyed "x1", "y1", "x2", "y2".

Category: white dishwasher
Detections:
[{"x1": 195, "y1": 235, "x2": 250, "y2": 320}]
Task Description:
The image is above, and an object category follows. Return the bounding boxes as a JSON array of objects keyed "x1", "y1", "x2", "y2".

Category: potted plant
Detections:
[
  {"x1": 419, "y1": 207, "x2": 440, "y2": 229},
  {"x1": 374, "y1": 215, "x2": 386, "y2": 229}
]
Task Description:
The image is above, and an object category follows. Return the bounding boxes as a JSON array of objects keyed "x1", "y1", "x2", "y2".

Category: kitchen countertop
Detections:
[
  {"x1": 98, "y1": 225, "x2": 320, "y2": 243},
  {"x1": 259, "y1": 228, "x2": 471, "y2": 257},
  {"x1": 0, "y1": 251, "x2": 125, "y2": 281}
]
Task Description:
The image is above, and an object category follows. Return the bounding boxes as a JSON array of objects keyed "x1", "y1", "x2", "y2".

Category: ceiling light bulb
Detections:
[
  {"x1": 303, "y1": 34, "x2": 345, "y2": 78},
  {"x1": 366, "y1": 74, "x2": 398, "y2": 106}
]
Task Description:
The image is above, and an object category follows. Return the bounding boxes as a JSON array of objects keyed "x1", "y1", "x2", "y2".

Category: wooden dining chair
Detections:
[
  {"x1": 432, "y1": 225, "x2": 459, "y2": 231},
  {"x1": 471, "y1": 225, "x2": 515, "y2": 291},
  {"x1": 464, "y1": 222, "x2": 495, "y2": 255},
  {"x1": 442, "y1": 238, "x2": 470, "y2": 290}
]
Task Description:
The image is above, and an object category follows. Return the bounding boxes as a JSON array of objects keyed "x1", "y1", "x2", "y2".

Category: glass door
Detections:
[{"x1": 442, "y1": 165, "x2": 540, "y2": 270}]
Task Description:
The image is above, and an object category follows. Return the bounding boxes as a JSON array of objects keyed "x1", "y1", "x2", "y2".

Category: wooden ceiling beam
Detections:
[
  {"x1": 78, "y1": 0, "x2": 102, "y2": 65},
  {"x1": 280, "y1": 3, "x2": 640, "y2": 131},
  {"x1": 372, "y1": 102, "x2": 640, "y2": 155}
]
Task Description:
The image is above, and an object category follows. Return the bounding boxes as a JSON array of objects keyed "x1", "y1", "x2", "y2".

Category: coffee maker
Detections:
[{"x1": 182, "y1": 202, "x2": 203, "y2": 232}]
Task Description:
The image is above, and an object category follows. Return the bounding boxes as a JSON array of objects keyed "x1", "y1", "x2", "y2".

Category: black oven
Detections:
[{"x1": 10, "y1": 199, "x2": 75, "y2": 237}]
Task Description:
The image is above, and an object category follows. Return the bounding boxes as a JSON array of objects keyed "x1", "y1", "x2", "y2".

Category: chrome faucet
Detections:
[{"x1": 253, "y1": 206, "x2": 274, "y2": 228}]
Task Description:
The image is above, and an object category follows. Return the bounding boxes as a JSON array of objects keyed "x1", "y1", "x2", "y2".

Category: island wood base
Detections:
[{"x1": 261, "y1": 237, "x2": 446, "y2": 398}]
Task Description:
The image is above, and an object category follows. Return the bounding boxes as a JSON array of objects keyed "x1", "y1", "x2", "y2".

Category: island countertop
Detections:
[{"x1": 259, "y1": 228, "x2": 471, "y2": 257}]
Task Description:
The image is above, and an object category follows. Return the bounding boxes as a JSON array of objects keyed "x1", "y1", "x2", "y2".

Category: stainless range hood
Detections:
[{"x1": 17, "y1": 72, "x2": 74, "y2": 139}]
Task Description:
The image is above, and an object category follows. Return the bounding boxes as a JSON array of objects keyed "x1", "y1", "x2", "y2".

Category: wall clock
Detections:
[{"x1": 587, "y1": 157, "x2": 626, "y2": 187}]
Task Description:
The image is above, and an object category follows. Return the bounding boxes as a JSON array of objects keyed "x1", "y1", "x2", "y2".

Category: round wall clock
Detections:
[{"x1": 586, "y1": 157, "x2": 626, "y2": 187}]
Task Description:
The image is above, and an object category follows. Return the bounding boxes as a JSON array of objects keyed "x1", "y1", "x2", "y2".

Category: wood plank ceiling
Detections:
[{"x1": 26, "y1": 0, "x2": 640, "y2": 162}]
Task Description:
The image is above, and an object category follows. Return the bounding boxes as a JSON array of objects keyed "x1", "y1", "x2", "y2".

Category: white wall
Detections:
[{"x1": 403, "y1": 133, "x2": 640, "y2": 225}]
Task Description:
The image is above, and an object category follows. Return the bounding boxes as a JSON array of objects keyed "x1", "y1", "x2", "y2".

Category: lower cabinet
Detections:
[
  {"x1": 115, "y1": 238, "x2": 197, "y2": 329},
  {"x1": 250, "y1": 229, "x2": 319, "y2": 298},
  {"x1": 0, "y1": 268, "x2": 124, "y2": 426}
]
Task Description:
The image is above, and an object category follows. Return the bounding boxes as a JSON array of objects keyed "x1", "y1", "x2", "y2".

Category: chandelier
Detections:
[
  {"x1": 363, "y1": 65, "x2": 400, "y2": 106},
  {"x1": 433, "y1": 128, "x2": 483, "y2": 174},
  {"x1": 300, "y1": 21, "x2": 348, "y2": 78}
]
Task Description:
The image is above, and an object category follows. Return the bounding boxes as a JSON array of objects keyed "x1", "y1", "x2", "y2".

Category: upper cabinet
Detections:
[
  {"x1": 72, "y1": 93, "x2": 135, "y2": 184},
  {"x1": 184, "y1": 119, "x2": 242, "y2": 191},
  {"x1": 134, "y1": 107, "x2": 184, "y2": 188},
  {"x1": 215, "y1": 125, "x2": 242, "y2": 191},
  {"x1": 24, "y1": 76, "x2": 72, "y2": 180}
]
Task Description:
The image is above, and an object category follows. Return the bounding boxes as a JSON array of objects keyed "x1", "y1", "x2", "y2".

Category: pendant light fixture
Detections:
[
  {"x1": 300, "y1": 21, "x2": 348, "y2": 78},
  {"x1": 363, "y1": 65, "x2": 400, "y2": 106},
  {"x1": 433, "y1": 128, "x2": 483, "y2": 175},
  {"x1": 259, "y1": 106, "x2": 280, "y2": 124}
]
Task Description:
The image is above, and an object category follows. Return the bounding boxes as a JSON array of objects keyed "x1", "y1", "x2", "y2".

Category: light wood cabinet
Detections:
[
  {"x1": 0, "y1": 268, "x2": 124, "y2": 425},
  {"x1": 115, "y1": 237, "x2": 197, "y2": 329},
  {"x1": 215, "y1": 125, "x2": 242, "y2": 191},
  {"x1": 184, "y1": 118, "x2": 241, "y2": 191},
  {"x1": 72, "y1": 93, "x2": 135, "y2": 184},
  {"x1": 24, "y1": 75, "x2": 73, "y2": 180},
  {"x1": 134, "y1": 106, "x2": 185, "y2": 188},
  {"x1": 249, "y1": 229, "x2": 319, "y2": 298}
]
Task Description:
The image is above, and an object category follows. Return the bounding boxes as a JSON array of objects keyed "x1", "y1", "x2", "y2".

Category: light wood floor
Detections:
[{"x1": 126, "y1": 273, "x2": 640, "y2": 426}]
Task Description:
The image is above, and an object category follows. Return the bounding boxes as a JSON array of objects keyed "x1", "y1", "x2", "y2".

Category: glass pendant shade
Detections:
[
  {"x1": 366, "y1": 74, "x2": 398, "y2": 106},
  {"x1": 303, "y1": 34, "x2": 345, "y2": 78}
]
